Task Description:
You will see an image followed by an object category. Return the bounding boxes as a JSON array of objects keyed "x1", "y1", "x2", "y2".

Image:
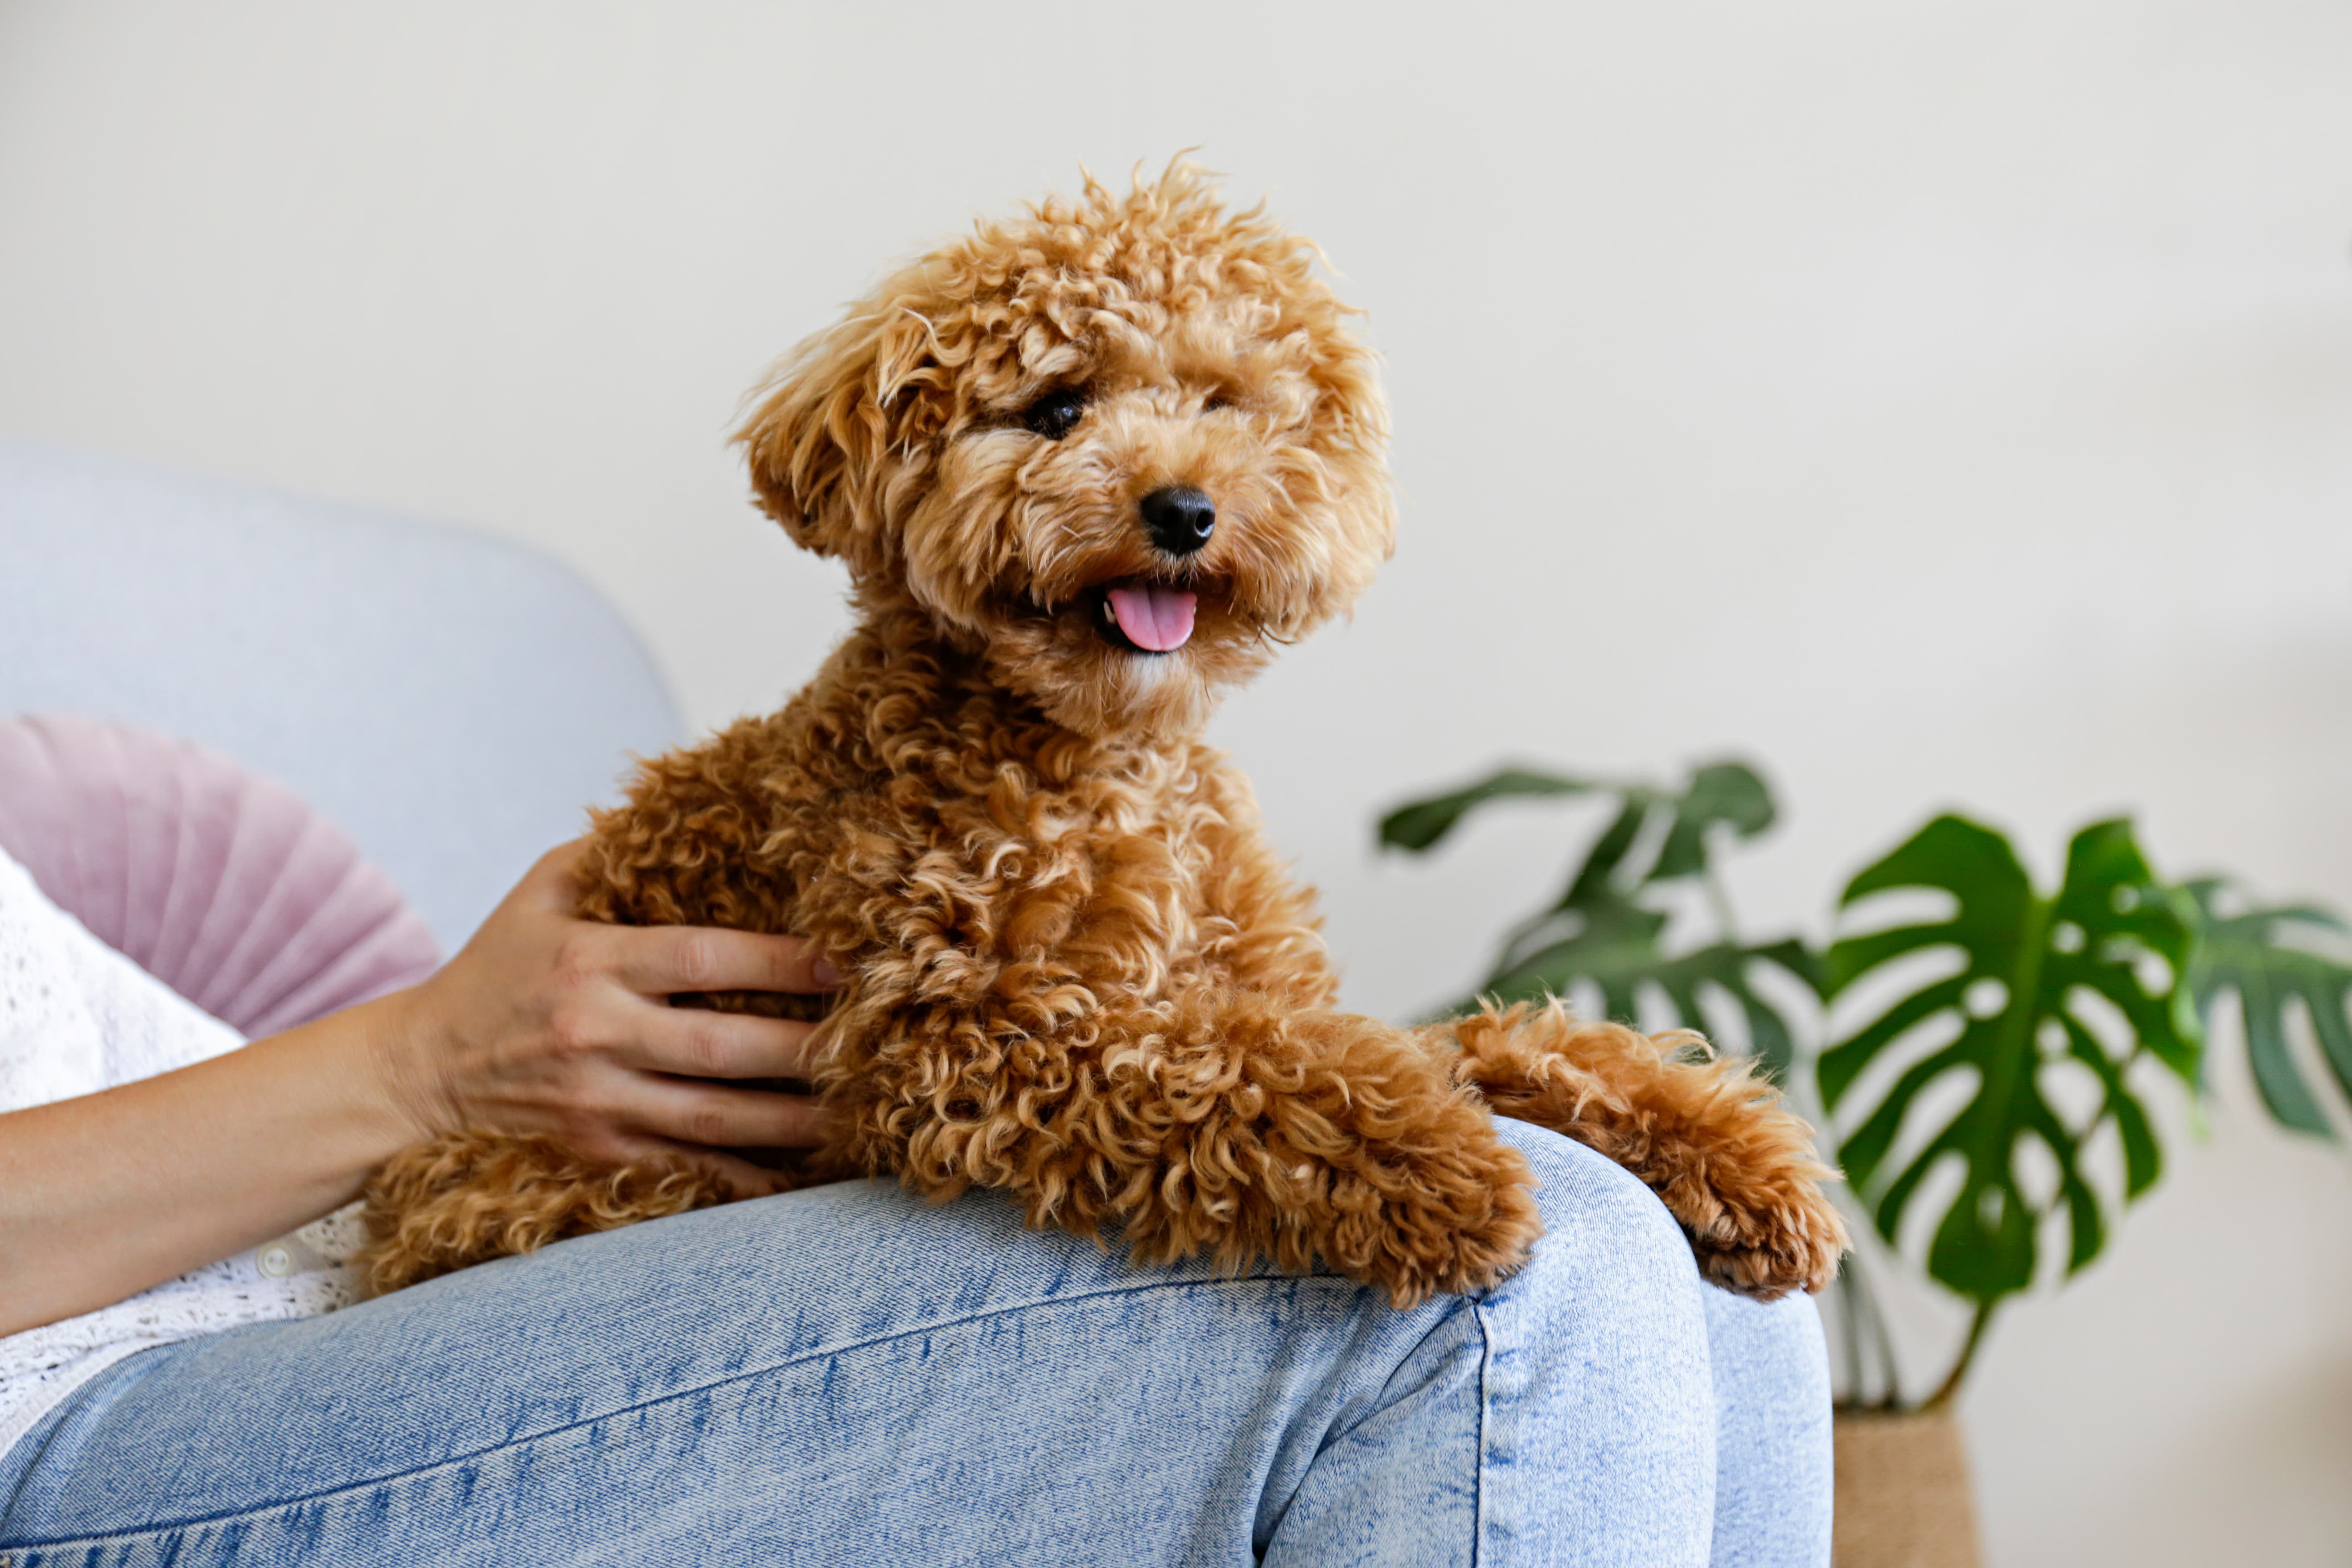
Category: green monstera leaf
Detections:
[
  {"x1": 1386, "y1": 753, "x2": 2352, "y2": 1412},
  {"x1": 1819, "y1": 816, "x2": 2202, "y2": 1317},
  {"x1": 1379, "y1": 760, "x2": 1812, "y2": 1075},
  {"x1": 2185, "y1": 879, "x2": 2352, "y2": 1137},
  {"x1": 1476, "y1": 934, "x2": 1820, "y2": 1084},
  {"x1": 1376, "y1": 767, "x2": 1601, "y2": 853}
]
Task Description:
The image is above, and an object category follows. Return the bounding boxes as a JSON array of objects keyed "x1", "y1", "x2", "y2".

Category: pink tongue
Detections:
[{"x1": 1106, "y1": 583, "x2": 1197, "y2": 652}]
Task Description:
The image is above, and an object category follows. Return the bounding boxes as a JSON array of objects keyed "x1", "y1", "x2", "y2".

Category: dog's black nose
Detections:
[{"x1": 1139, "y1": 486, "x2": 1216, "y2": 556}]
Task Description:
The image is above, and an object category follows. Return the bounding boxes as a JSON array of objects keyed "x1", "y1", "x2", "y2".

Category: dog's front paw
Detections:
[
  {"x1": 1444, "y1": 1002, "x2": 1847, "y2": 1299},
  {"x1": 1660, "y1": 1119, "x2": 1849, "y2": 1301}
]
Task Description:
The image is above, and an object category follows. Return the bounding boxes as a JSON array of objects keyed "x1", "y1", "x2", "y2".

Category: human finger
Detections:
[
  {"x1": 611, "y1": 925, "x2": 839, "y2": 997},
  {"x1": 624, "y1": 1079, "x2": 828, "y2": 1151},
  {"x1": 617, "y1": 1008, "x2": 821, "y2": 1081}
]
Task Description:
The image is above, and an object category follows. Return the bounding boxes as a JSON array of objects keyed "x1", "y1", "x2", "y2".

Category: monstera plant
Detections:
[{"x1": 1381, "y1": 760, "x2": 2352, "y2": 1414}]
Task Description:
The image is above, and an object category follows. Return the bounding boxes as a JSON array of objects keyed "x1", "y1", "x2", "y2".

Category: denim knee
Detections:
[
  {"x1": 1476, "y1": 1120, "x2": 1718, "y2": 1567},
  {"x1": 1488, "y1": 1117, "x2": 1712, "y2": 1336},
  {"x1": 1703, "y1": 1287, "x2": 1832, "y2": 1568}
]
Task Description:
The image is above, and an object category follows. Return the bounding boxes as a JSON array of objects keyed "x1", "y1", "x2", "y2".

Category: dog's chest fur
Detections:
[{"x1": 578, "y1": 612, "x2": 1306, "y2": 1034}]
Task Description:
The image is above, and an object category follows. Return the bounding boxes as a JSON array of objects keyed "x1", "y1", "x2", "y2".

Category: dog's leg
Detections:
[
  {"x1": 1443, "y1": 1001, "x2": 1847, "y2": 1300},
  {"x1": 827, "y1": 985, "x2": 1542, "y2": 1310},
  {"x1": 1177, "y1": 761, "x2": 1841, "y2": 1300}
]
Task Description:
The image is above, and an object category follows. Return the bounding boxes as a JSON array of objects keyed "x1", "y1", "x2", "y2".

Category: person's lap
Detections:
[{"x1": 0, "y1": 1122, "x2": 1828, "y2": 1567}]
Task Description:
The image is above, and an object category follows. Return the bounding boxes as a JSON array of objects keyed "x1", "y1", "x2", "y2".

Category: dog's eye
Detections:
[
  {"x1": 1022, "y1": 387, "x2": 1089, "y2": 440},
  {"x1": 1202, "y1": 392, "x2": 1234, "y2": 414}
]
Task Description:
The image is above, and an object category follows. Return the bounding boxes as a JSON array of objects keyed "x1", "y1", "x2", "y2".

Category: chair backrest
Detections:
[{"x1": 0, "y1": 438, "x2": 684, "y2": 951}]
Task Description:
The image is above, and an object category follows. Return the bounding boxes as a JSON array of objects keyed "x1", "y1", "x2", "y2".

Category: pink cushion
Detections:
[{"x1": 0, "y1": 714, "x2": 440, "y2": 1036}]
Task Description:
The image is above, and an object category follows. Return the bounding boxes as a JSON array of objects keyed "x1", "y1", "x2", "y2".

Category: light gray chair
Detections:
[{"x1": 0, "y1": 438, "x2": 683, "y2": 952}]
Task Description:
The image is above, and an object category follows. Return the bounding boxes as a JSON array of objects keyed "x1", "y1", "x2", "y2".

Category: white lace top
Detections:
[{"x1": 0, "y1": 846, "x2": 362, "y2": 1459}]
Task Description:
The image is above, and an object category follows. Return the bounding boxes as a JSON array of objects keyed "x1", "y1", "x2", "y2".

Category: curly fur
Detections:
[
  {"x1": 362, "y1": 164, "x2": 1845, "y2": 1307},
  {"x1": 1446, "y1": 1003, "x2": 1846, "y2": 1296},
  {"x1": 362, "y1": 1133, "x2": 736, "y2": 1294}
]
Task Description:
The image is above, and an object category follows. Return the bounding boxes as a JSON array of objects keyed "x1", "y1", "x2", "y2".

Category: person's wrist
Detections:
[{"x1": 354, "y1": 983, "x2": 461, "y2": 1145}]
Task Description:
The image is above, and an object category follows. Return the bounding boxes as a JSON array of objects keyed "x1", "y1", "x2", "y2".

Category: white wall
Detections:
[{"x1": 4, "y1": 2, "x2": 2348, "y2": 1559}]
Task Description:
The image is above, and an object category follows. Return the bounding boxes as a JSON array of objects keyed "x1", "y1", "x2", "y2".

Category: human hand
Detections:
[{"x1": 371, "y1": 841, "x2": 834, "y2": 1193}]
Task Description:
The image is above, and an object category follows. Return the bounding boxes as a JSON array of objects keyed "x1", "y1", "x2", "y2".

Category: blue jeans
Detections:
[{"x1": 0, "y1": 1123, "x2": 1829, "y2": 1566}]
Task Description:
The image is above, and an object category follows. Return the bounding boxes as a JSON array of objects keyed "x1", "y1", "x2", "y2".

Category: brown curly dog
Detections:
[{"x1": 361, "y1": 166, "x2": 1846, "y2": 1308}]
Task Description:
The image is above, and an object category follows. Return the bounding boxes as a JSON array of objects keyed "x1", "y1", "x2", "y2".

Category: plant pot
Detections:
[{"x1": 1832, "y1": 1407, "x2": 1982, "y2": 1568}]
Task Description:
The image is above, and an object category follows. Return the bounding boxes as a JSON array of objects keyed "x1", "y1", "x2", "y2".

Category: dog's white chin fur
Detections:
[
  {"x1": 1119, "y1": 651, "x2": 1175, "y2": 689},
  {"x1": 1093, "y1": 646, "x2": 1217, "y2": 738}
]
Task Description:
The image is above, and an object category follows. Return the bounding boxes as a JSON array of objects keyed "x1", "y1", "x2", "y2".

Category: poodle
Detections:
[{"x1": 362, "y1": 166, "x2": 1846, "y2": 1308}]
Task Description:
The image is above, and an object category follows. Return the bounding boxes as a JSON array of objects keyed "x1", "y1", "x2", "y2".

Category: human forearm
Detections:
[
  {"x1": 0, "y1": 992, "x2": 424, "y2": 1337},
  {"x1": 0, "y1": 844, "x2": 832, "y2": 1338}
]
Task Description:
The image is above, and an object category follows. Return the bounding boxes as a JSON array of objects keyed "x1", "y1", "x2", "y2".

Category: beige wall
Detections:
[{"x1": 4, "y1": 2, "x2": 2349, "y2": 1558}]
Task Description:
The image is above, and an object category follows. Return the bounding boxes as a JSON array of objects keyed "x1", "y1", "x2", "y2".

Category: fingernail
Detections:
[{"x1": 811, "y1": 957, "x2": 843, "y2": 988}]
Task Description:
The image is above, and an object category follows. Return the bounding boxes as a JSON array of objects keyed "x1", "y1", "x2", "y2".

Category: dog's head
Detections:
[{"x1": 736, "y1": 164, "x2": 1394, "y2": 739}]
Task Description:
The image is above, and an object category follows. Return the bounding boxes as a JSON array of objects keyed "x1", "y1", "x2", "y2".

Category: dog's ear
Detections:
[{"x1": 734, "y1": 298, "x2": 943, "y2": 575}]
